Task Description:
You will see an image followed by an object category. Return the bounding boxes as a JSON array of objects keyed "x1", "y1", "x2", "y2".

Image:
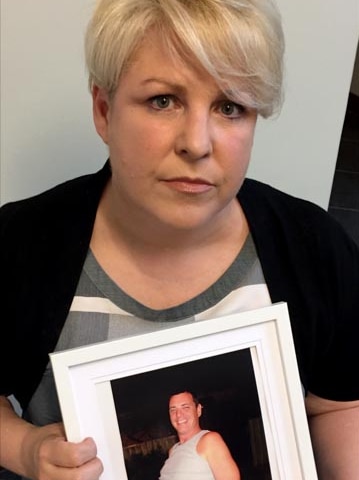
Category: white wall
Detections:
[
  {"x1": 1, "y1": 0, "x2": 358, "y2": 209},
  {"x1": 1, "y1": 0, "x2": 106, "y2": 203}
]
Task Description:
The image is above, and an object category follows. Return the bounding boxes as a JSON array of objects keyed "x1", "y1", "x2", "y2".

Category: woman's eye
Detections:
[
  {"x1": 220, "y1": 101, "x2": 245, "y2": 118},
  {"x1": 150, "y1": 95, "x2": 173, "y2": 109}
]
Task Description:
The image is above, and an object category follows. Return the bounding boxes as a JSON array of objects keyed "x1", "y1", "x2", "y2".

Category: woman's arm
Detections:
[{"x1": 306, "y1": 392, "x2": 359, "y2": 480}]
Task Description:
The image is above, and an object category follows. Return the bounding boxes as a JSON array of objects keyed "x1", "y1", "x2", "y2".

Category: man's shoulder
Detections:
[{"x1": 198, "y1": 430, "x2": 224, "y2": 448}]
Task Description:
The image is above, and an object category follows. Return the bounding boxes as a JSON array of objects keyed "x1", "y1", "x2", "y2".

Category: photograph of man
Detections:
[{"x1": 159, "y1": 390, "x2": 241, "y2": 480}]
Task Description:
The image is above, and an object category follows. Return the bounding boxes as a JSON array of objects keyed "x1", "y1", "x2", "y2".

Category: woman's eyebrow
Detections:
[
  {"x1": 140, "y1": 77, "x2": 187, "y2": 93},
  {"x1": 141, "y1": 77, "x2": 175, "y2": 86}
]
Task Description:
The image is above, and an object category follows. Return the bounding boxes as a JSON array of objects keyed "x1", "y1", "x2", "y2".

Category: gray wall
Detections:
[{"x1": 1, "y1": 0, "x2": 359, "y2": 209}]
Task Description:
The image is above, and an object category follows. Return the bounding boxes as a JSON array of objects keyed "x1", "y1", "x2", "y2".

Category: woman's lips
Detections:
[{"x1": 163, "y1": 177, "x2": 214, "y2": 194}]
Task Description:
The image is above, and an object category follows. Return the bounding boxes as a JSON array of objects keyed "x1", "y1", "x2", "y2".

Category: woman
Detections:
[{"x1": 1, "y1": 0, "x2": 358, "y2": 479}]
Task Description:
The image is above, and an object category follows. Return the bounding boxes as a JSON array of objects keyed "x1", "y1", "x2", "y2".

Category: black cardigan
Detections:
[{"x1": 1, "y1": 161, "x2": 359, "y2": 408}]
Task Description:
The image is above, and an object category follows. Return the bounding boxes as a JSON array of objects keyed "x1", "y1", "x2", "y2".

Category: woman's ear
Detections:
[{"x1": 92, "y1": 85, "x2": 111, "y2": 145}]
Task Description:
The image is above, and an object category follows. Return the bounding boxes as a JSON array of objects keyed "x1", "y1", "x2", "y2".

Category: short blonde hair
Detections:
[{"x1": 85, "y1": 0, "x2": 285, "y2": 117}]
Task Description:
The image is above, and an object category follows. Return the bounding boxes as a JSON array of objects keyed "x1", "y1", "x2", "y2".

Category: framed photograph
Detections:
[{"x1": 50, "y1": 302, "x2": 318, "y2": 480}]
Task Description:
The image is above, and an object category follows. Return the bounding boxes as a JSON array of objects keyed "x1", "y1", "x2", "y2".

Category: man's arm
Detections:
[
  {"x1": 0, "y1": 395, "x2": 103, "y2": 479},
  {"x1": 305, "y1": 392, "x2": 359, "y2": 480},
  {"x1": 198, "y1": 431, "x2": 240, "y2": 480}
]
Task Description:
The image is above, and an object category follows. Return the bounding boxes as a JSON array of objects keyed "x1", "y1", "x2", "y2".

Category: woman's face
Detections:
[{"x1": 93, "y1": 30, "x2": 257, "y2": 234}]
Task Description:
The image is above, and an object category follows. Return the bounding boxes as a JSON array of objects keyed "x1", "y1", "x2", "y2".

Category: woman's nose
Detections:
[{"x1": 175, "y1": 111, "x2": 213, "y2": 161}]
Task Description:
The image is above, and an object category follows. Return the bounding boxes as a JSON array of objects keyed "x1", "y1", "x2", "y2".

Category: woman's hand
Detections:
[{"x1": 0, "y1": 396, "x2": 103, "y2": 479}]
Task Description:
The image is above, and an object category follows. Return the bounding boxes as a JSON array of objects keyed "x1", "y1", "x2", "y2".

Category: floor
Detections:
[{"x1": 328, "y1": 93, "x2": 359, "y2": 246}]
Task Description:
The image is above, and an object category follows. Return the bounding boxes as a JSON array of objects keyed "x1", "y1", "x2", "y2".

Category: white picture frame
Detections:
[{"x1": 50, "y1": 302, "x2": 318, "y2": 480}]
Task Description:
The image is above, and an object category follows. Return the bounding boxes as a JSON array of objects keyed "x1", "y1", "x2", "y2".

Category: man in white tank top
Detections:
[{"x1": 159, "y1": 391, "x2": 241, "y2": 480}]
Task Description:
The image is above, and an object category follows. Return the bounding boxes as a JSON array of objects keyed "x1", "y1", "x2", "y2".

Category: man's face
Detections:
[{"x1": 168, "y1": 392, "x2": 202, "y2": 437}]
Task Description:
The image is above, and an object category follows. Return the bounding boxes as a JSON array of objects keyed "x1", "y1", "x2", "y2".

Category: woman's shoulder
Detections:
[
  {"x1": 2, "y1": 169, "x2": 99, "y2": 213},
  {"x1": 239, "y1": 178, "x2": 357, "y2": 248},
  {"x1": 239, "y1": 178, "x2": 327, "y2": 215},
  {"x1": 0, "y1": 163, "x2": 109, "y2": 233}
]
